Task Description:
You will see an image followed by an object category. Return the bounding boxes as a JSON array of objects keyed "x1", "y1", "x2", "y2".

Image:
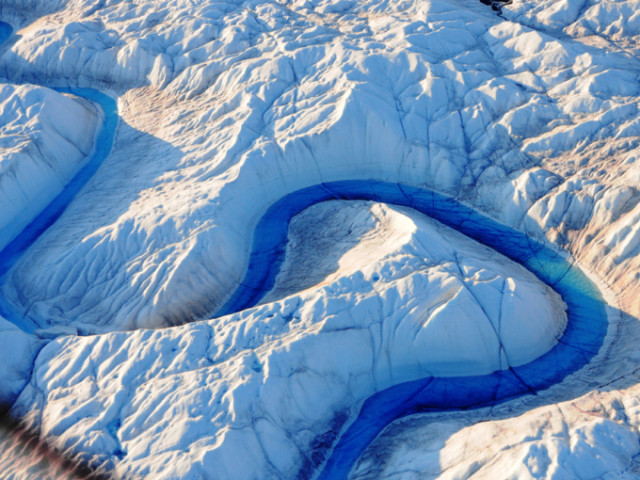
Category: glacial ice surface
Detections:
[
  {"x1": 0, "y1": 0, "x2": 640, "y2": 478},
  {"x1": 0, "y1": 84, "x2": 99, "y2": 252}
]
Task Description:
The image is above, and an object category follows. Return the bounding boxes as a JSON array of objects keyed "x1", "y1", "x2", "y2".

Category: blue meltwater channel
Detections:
[{"x1": 0, "y1": 21, "x2": 11, "y2": 45}]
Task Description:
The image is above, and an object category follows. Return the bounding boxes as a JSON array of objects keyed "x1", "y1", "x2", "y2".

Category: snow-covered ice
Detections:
[
  {"x1": 0, "y1": 0, "x2": 637, "y2": 333},
  {"x1": 0, "y1": 316, "x2": 41, "y2": 408},
  {"x1": 1, "y1": 0, "x2": 640, "y2": 478}
]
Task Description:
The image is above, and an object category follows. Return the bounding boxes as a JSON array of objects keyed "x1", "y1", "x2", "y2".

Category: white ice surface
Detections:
[
  {"x1": 0, "y1": 0, "x2": 638, "y2": 333},
  {"x1": 351, "y1": 387, "x2": 640, "y2": 480}
]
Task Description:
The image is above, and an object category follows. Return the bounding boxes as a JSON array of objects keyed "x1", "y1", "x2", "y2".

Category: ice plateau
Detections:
[{"x1": 0, "y1": 0, "x2": 639, "y2": 478}]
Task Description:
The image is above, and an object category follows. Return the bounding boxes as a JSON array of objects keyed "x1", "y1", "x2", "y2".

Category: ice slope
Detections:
[
  {"x1": 10, "y1": 201, "x2": 567, "y2": 479},
  {"x1": 0, "y1": 0, "x2": 638, "y2": 478},
  {"x1": 349, "y1": 306, "x2": 640, "y2": 480},
  {"x1": 0, "y1": 84, "x2": 99, "y2": 252},
  {"x1": 351, "y1": 386, "x2": 640, "y2": 480},
  {"x1": 0, "y1": 83, "x2": 101, "y2": 410}
]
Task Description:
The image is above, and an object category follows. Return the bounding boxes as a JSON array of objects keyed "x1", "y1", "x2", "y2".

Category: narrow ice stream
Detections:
[{"x1": 0, "y1": 87, "x2": 118, "y2": 334}]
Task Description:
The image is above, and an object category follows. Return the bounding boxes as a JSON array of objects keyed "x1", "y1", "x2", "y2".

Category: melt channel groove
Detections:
[{"x1": 0, "y1": 19, "x2": 609, "y2": 480}]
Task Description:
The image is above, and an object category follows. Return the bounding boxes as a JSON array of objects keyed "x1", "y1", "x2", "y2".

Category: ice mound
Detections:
[
  {"x1": 10, "y1": 200, "x2": 566, "y2": 479},
  {"x1": 0, "y1": 84, "x2": 99, "y2": 251},
  {"x1": 266, "y1": 200, "x2": 568, "y2": 373}
]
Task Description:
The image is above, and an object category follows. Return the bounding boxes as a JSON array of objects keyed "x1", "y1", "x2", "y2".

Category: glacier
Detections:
[
  {"x1": 0, "y1": 84, "x2": 99, "y2": 254},
  {"x1": 0, "y1": 0, "x2": 640, "y2": 478}
]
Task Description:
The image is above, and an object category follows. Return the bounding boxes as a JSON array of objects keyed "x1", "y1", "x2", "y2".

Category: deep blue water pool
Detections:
[{"x1": 0, "y1": 22, "x2": 11, "y2": 45}]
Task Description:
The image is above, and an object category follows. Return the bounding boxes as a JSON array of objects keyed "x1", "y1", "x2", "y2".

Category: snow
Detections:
[
  {"x1": 0, "y1": 0, "x2": 640, "y2": 478},
  {"x1": 4, "y1": 0, "x2": 637, "y2": 332}
]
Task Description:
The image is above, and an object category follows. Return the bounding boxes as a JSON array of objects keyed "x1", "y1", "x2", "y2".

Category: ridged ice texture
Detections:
[
  {"x1": 0, "y1": 0, "x2": 639, "y2": 478},
  {"x1": 0, "y1": 83, "x2": 100, "y2": 408},
  {"x1": 0, "y1": 84, "x2": 99, "y2": 251}
]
